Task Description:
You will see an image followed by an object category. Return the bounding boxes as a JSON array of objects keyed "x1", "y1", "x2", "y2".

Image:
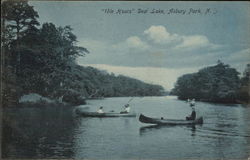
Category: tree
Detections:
[
  {"x1": 38, "y1": 23, "x2": 89, "y2": 68},
  {"x1": 2, "y1": 0, "x2": 39, "y2": 41},
  {"x1": 238, "y1": 64, "x2": 250, "y2": 103},
  {"x1": 17, "y1": 22, "x2": 90, "y2": 97},
  {"x1": 171, "y1": 62, "x2": 241, "y2": 103},
  {"x1": 2, "y1": 0, "x2": 40, "y2": 73},
  {"x1": 241, "y1": 64, "x2": 250, "y2": 86}
]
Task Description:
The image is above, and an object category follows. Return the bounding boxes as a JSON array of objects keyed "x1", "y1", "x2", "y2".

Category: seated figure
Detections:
[
  {"x1": 97, "y1": 106, "x2": 104, "y2": 113},
  {"x1": 120, "y1": 104, "x2": 130, "y2": 114}
]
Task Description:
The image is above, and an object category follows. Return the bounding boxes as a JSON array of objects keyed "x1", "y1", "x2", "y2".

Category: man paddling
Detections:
[
  {"x1": 190, "y1": 99, "x2": 195, "y2": 107},
  {"x1": 120, "y1": 104, "x2": 130, "y2": 114},
  {"x1": 186, "y1": 107, "x2": 196, "y2": 120},
  {"x1": 97, "y1": 106, "x2": 104, "y2": 113}
]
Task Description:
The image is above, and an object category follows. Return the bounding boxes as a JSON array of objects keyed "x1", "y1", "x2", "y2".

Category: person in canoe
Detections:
[
  {"x1": 120, "y1": 104, "x2": 130, "y2": 114},
  {"x1": 190, "y1": 99, "x2": 195, "y2": 107},
  {"x1": 186, "y1": 107, "x2": 196, "y2": 120},
  {"x1": 97, "y1": 106, "x2": 104, "y2": 113}
]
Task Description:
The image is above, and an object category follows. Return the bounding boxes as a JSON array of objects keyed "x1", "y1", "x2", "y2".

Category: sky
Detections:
[{"x1": 31, "y1": 1, "x2": 250, "y2": 90}]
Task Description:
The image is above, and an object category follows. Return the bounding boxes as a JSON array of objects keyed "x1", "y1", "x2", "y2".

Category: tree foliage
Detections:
[
  {"x1": 2, "y1": 1, "x2": 164, "y2": 106},
  {"x1": 171, "y1": 61, "x2": 241, "y2": 103},
  {"x1": 238, "y1": 64, "x2": 250, "y2": 103},
  {"x1": 2, "y1": 0, "x2": 40, "y2": 73},
  {"x1": 2, "y1": 0, "x2": 39, "y2": 40},
  {"x1": 2, "y1": 0, "x2": 40, "y2": 106}
]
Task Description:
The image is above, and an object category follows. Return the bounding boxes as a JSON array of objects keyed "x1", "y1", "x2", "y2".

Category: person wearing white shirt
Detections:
[
  {"x1": 120, "y1": 104, "x2": 130, "y2": 114},
  {"x1": 190, "y1": 99, "x2": 195, "y2": 107},
  {"x1": 97, "y1": 106, "x2": 104, "y2": 113}
]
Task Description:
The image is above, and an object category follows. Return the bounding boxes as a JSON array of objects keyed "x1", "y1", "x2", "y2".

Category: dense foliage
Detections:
[
  {"x1": 171, "y1": 62, "x2": 249, "y2": 103},
  {"x1": 1, "y1": 1, "x2": 164, "y2": 107},
  {"x1": 238, "y1": 64, "x2": 250, "y2": 103}
]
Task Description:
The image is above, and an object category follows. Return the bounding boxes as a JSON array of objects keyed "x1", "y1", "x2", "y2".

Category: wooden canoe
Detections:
[
  {"x1": 76, "y1": 109, "x2": 136, "y2": 117},
  {"x1": 139, "y1": 114, "x2": 203, "y2": 125}
]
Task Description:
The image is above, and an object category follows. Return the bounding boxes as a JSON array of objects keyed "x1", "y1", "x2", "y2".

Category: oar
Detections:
[
  {"x1": 120, "y1": 97, "x2": 134, "y2": 112},
  {"x1": 127, "y1": 97, "x2": 134, "y2": 104}
]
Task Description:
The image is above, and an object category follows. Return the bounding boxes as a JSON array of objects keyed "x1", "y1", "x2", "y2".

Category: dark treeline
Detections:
[
  {"x1": 69, "y1": 66, "x2": 164, "y2": 97},
  {"x1": 1, "y1": 0, "x2": 164, "y2": 107},
  {"x1": 171, "y1": 61, "x2": 250, "y2": 104}
]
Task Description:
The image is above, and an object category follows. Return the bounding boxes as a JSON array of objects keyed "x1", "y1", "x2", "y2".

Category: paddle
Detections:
[
  {"x1": 119, "y1": 97, "x2": 134, "y2": 113},
  {"x1": 127, "y1": 97, "x2": 134, "y2": 104},
  {"x1": 108, "y1": 97, "x2": 134, "y2": 113}
]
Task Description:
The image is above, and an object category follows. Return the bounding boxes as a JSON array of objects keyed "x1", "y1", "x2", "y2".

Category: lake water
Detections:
[{"x1": 2, "y1": 96, "x2": 250, "y2": 159}]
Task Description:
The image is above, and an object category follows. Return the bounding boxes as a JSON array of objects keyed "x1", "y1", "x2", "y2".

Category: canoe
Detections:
[
  {"x1": 77, "y1": 112, "x2": 136, "y2": 117},
  {"x1": 139, "y1": 114, "x2": 203, "y2": 125},
  {"x1": 76, "y1": 109, "x2": 136, "y2": 117}
]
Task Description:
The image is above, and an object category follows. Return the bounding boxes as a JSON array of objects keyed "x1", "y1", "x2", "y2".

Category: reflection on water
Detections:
[
  {"x1": 139, "y1": 125, "x2": 198, "y2": 137},
  {"x1": 2, "y1": 96, "x2": 250, "y2": 159},
  {"x1": 2, "y1": 106, "x2": 79, "y2": 158}
]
